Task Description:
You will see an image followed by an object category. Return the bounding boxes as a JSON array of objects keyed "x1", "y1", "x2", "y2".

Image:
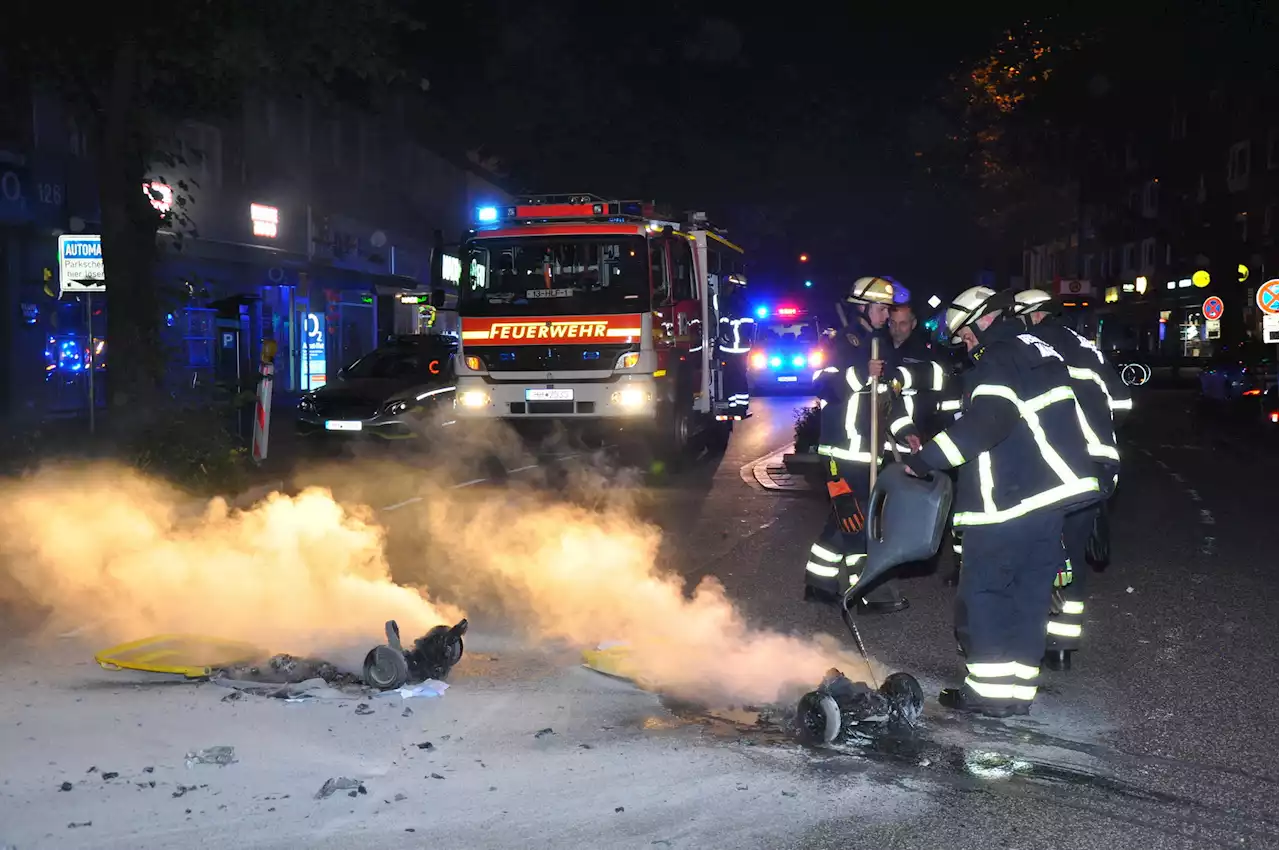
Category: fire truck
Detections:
[{"x1": 447, "y1": 194, "x2": 754, "y2": 459}]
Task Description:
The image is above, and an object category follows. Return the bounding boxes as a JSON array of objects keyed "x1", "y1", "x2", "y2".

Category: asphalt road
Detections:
[
  {"x1": 642, "y1": 388, "x2": 1279, "y2": 850},
  {"x1": 2, "y1": 388, "x2": 1273, "y2": 849}
]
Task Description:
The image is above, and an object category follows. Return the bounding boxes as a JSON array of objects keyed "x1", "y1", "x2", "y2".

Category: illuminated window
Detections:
[{"x1": 1227, "y1": 141, "x2": 1251, "y2": 192}]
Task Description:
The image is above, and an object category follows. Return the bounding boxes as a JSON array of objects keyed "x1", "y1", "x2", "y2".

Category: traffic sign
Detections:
[
  {"x1": 1257, "y1": 279, "x2": 1280, "y2": 315},
  {"x1": 1202, "y1": 296, "x2": 1224, "y2": 321},
  {"x1": 1263, "y1": 313, "x2": 1280, "y2": 344},
  {"x1": 57, "y1": 234, "x2": 105, "y2": 293}
]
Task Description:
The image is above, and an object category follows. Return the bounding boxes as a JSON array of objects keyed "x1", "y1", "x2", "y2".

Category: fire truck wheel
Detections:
[{"x1": 653, "y1": 403, "x2": 693, "y2": 469}]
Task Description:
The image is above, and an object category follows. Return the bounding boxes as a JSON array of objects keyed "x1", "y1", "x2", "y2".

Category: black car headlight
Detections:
[
  {"x1": 298, "y1": 396, "x2": 316, "y2": 413},
  {"x1": 384, "y1": 400, "x2": 410, "y2": 416}
]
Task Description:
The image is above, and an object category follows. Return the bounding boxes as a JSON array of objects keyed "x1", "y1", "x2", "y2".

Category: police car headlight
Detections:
[
  {"x1": 384, "y1": 400, "x2": 410, "y2": 416},
  {"x1": 458, "y1": 390, "x2": 490, "y2": 409},
  {"x1": 611, "y1": 388, "x2": 652, "y2": 409},
  {"x1": 614, "y1": 351, "x2": 640, "y2": 370}
]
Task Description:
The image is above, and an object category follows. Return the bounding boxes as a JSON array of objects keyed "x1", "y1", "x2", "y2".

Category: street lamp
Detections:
[
  {"x1": 799, "y1": 254, "x2": 809, "y2": 263},
  {"x1": 804, "y1": 280, "x2": 813, "y2": 288}
]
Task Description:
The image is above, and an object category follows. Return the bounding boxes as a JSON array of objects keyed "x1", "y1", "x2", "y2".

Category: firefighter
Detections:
[
  {"x1": 904, "y1": 286, "x2": 1105, "y2": 717},
  {"x1": 887, "y1": 303, "x2": 949, "y2": 441},
  {"x1": 804, "y1": 277, "x2": 919, "y2": 615},
  {"x1": 1011, "y1": 289, "x2": 1132, "y2": 671}
]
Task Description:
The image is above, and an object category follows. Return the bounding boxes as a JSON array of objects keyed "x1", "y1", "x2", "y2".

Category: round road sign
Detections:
[
  {"x1": 1257, "y1": 279, "x2": 1280, "y2": 315},
  {"x1": 1202, "y1": 296, "x2": 1224, "y2": 321}
]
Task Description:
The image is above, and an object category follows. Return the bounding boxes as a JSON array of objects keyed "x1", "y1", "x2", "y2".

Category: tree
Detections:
[{"x1": 4, "y1": 3, "x2": 420, "y2": 419}]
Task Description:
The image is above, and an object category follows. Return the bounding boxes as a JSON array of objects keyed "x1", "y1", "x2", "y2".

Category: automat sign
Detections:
[{"x1": 57, "y1": 234, "x2": 105, "y2": 293}]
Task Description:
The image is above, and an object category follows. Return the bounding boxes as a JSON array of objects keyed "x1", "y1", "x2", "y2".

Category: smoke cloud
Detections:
[{"x1": 0, "y1": 442, "x2": 869, "y2": 706}]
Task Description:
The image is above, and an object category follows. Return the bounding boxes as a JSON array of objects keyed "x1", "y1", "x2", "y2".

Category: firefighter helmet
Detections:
[
  {"x1": 846, "y1": 277, "x2": 897, "y2": 305},
  {"x1": 943, "y1": 285, "x2": 1004, "y2": 344},
  {"x1": 1011, "y1": 288, "x2": 1061, "y2": 317}
]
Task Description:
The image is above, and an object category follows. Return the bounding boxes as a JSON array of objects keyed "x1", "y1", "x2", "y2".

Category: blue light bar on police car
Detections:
[{"x1": 476, "y1": 206, "x2": 499, "y2": 224}]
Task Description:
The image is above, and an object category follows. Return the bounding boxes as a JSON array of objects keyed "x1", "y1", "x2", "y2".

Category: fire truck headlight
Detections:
[
  {"x1": 458, "y1": 390, "x2": 490, "y2": 409},
  {"x1": 611, "y1": 388, "x2": 652, "y2": 409},
  {"x1": 464, "y1": 355, "x2": 483, "y2": 371},
  {"x1": 615, "y1": 351, "x2": 640, "y2": 370}
]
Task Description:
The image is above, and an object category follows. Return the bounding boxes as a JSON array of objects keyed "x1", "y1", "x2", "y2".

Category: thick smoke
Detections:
[
  {"x1": 0, "y1": 464, "x2": 459, "y2": 654},
  {"x1": 0, "y1": 446, "x2": 870, "y2": 705}
]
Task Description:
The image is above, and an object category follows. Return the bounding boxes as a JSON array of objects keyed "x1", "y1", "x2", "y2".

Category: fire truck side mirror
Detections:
[{"x1": 430, "y1": 288, "x2": 446, "y2": 309}]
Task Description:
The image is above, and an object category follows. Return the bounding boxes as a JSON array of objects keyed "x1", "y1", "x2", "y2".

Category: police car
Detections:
[{"x1": 747, "y1": 304, "x2": 828, "y2": 393}]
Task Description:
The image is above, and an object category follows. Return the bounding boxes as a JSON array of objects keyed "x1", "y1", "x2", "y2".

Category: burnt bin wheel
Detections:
[
  {"x1": 879, "y1": 672, "x2": 924, "y2": 723},
  {"x1": 363, "y1": 645, "x2": 410, "y2": 690}
]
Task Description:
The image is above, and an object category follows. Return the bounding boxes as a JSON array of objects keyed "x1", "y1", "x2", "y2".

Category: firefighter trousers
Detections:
[
  {"x1": 1049, "y1": 504, "x2": 1096, "y2": 651},
  {"x1": 804, "y1": 459, "x2": 903, "y2": 606},
  {"x1": 954, "y1": 510, "x2": 1065, "y2": 709}
]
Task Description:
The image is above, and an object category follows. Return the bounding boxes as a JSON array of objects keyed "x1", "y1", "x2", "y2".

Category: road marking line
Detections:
[
  {"x1": 507, "y1": 464, "x2": 539, "y2": 474},
  {"x1": 452, "y1": 478, "x2": 488, "y2": 489},
  {"x1": 381, "y1": 496, "x2": 424, "y2": 512}
]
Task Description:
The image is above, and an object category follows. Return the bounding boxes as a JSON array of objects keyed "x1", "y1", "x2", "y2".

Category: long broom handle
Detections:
[{"x1": 869, "y1": 336, "x2": 880, "y2": 492}]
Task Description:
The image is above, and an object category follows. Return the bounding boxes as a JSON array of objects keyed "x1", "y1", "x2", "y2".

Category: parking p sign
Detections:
[{"x1": 58, "y1": 234, "x2": 105, "y2": 293}]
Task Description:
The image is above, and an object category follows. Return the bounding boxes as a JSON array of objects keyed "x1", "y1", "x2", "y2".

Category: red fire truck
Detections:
[{"x1": 448, "y1": 194, "x2": 753, "y2": 460}]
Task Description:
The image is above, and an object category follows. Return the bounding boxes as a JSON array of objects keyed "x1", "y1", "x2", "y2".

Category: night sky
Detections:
[{"x1": 423, "y1": 2, "x2": 1275, "y2": 303}]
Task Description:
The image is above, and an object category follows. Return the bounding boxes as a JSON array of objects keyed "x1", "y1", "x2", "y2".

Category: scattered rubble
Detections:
[
  {"x1": 186, "y1": 746, "x2": 236, "y2": 767},
  {"x1": 59, "y1": 781, "x2": 73, "y2": 792},
  {"x1": 315, "y1": 777, "x2": 366, "y2": 800},
  {"x1": 534, "y1": 728, "x2": 556, "y2": 739},
  {"x1": 416, "y1": 741, "x2": 434, "y2": 750},
  {"x1": 354, "y1": 703, "x2": 375, "y2": 716},
  {"x1": 67, "y1": 821, "x2": 92, "y2": 829},
  {"x1": 101, "y1": 771, "x2": 119, "y2": 780}
]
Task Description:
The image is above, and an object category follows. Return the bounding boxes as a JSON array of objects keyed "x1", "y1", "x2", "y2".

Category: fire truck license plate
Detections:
[{"x1": 526, "y1": 388, "x2": 573, "y2": 402}]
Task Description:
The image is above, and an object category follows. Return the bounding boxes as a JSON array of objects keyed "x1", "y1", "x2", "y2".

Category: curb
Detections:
[{"x1": 741, "y1": 445, "x2": 819, "y2": 494}]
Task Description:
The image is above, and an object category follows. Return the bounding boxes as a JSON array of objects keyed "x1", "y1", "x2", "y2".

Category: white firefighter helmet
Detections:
[
  {"x1": 944, "y1": 285, "x2": 1002, "y2": 344},
  {"x1": 1011, "y1": 288, "x2": 1061, "y2": 317},
  {"x1": 847, "y1": 277, "x2": 897, "y2": 305}
]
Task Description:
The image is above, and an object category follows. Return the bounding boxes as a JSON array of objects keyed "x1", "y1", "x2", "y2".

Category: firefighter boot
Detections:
[{"x1": 938, "y1": 686, "x2": 1030, "y2": 719}]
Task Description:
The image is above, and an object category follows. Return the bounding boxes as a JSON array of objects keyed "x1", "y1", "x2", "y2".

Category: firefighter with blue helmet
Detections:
[
  {"x1": 804, "y1": 276, "x2": 919, "y2": 615},
  {"x1": 1011, "y1": 288, "x2": 1132, "y2": 672},
  {"x1": 904, "y1": 285, "x2": 1104, "y2": 717}
]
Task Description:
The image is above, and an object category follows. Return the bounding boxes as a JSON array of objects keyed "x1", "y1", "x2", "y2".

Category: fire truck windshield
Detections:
[{"x1": 462, "y1": 236, "x2": 648, "y2": 316}]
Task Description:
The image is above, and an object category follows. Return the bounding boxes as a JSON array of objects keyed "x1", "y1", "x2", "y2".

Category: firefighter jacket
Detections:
[
  {"x1": 815, "y1": 323, "x2": 917, "y2": 465},
  {"x1": 1024, "y1": 319, "x2": 1131, "y2": 471},
  {"x1": 906, "y1": 318, "x2": 1104, "y2": 528},
  {"x1": 893, "y1": 333, "x2": 948, "y2": 434}
]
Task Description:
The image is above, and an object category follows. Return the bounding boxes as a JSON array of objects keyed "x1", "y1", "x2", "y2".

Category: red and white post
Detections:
[{"x1": 251, "y1": 341, "x2": 278, "y2": 465}]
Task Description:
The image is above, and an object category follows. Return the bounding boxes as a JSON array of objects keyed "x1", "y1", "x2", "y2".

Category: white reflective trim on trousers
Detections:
[
  {"x1": 953, "y1": 477, "x2": 1100, "y2": 526},
  {"x1": 805, "y1": 561, "x2": 840, "y2": 578},
  {"x1": 1111, "y1": 397, "x2": 1133, "y2": 411},
  {"x1": 964, "y1": 677, "x2": 1037, "y2": 701},
  {"x1": 810, "y1": 544, "x2": 842, "y2": 563},
  {"x1": 1061, "y1": 600, "x2": 1084, "y2": 616},
  {"x1": 933, "y1": 431, "x2": 965, "y2": 466},
  {"x1": 966, "y1": 661, "x2": 1039, "y2": 680},
  {"x1": 845, "y1": 554, "x2": 866, "y2": 567},
  {"x1": 1047, "y1": 620, "x2": 1082, "y2": 637},
  {"x1": 939, "y1": 398, "x2": 962, "y2": 412}
]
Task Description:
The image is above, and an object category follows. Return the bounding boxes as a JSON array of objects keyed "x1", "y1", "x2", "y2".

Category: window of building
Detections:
[
  {"x1": 1083, "y1": 254, "x2": 1095, "y2": 280},
  {"x1": 1196, "y1": 173, "x2": 1207, "y2": 203},
  {"x1": 1265, "y1": 205, "x2": 1275, "y2": 238},
  {"x1": 1141, "y1": 238, "x2": 1157, "y2": 271},
  {"x1": 1269, "y1": 129, "x2": 1277, "y2": 170},
  {"x1": 1166, "y1": 243, "x2": 1173, "y2": 264},
  {"x1": 1122, "y1": 243, "x2": 1136, "y2": 273},
  {"x1": 1235, "y1": 212, "x2": 1248, "y2": 242},
  {"x1": 1227, "y1": 141, "x2": 1251, "y2": 192},
  {"x1": 1125, "y1": 143, "x2": 1138, "y2": 171},
  {"x1": 1170, "y1": 109, "x2": 1188, "y2": 141},
  {"x1": 1127, "y1": 190, "x2": 1139, "y2": 211},
  {"x1": 1142, "y1": 181, "x2": 1159, "y2": 218}
]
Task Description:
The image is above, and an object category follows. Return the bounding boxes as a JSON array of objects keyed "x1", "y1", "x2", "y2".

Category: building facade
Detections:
[
  {"x1": 0, "y1": 74, "x2": 510, "y2": 419},
  {"x1": 1017, "y1": 87, "x2": 1278, "y2": 360}
]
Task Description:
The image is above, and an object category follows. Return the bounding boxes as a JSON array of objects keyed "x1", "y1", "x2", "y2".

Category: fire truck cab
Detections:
[{"x1": 449, "y1": 194, "x2": 753, "y2": 460}]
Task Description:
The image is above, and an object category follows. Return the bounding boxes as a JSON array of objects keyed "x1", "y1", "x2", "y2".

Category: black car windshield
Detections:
[
  {"x1": 462, "y1": 236, "x2": 648, "y2": 316},
  {"x1": 342, "y1": 345, "x2": 454, "y2": 381}
]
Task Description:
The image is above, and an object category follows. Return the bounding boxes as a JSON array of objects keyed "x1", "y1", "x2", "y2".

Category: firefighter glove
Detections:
[{"x1": 827, "y1": 478, "x2": 865, "y2": 535}]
